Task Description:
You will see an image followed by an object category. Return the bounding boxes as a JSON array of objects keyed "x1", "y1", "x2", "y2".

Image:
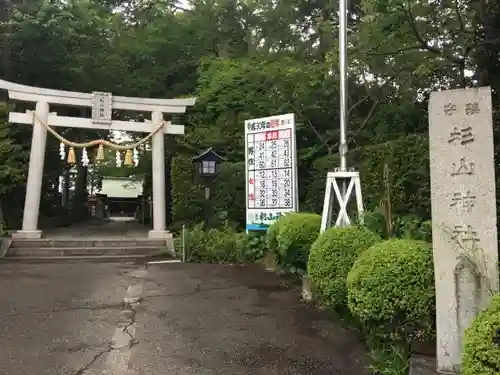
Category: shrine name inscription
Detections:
[{"x1": 444, "y1": 100, "x2": 481, "y2": 250}]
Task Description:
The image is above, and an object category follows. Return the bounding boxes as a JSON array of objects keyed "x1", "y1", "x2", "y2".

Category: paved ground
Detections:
[{"x1": 0, "y1": 260, "x2": 369, "y2": 374}]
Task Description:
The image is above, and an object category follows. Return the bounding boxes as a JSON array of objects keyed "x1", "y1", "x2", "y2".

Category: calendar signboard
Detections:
[{"x1": 245, "y1": 113, "x2": 298, "y2": 231}]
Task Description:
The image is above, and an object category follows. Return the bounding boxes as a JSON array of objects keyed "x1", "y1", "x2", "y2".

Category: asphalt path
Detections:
[{"x1": 0, "y1": 260, "x2": 369, "y2": 375}]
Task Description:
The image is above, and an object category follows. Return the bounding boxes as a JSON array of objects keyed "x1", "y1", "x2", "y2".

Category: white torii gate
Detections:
[{"x1": 0, "y1": 79, "x2": 196, "y2": 239}]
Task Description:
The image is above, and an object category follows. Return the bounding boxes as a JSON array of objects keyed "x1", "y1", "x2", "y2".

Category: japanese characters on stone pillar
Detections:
[{"x1": 429, "y1": 87, "x2": 499, "y2": 373}]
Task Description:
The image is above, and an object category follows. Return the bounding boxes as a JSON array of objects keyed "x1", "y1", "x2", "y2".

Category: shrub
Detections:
[
  {"x1": 392, "y1": 215, "x2": 432, "y2": 242},
  {"x1": 184, "y1": 224, "x2": 262, "y2": 264},
  {"x1": 303, "y1": 135, "x2": 430, "y2": 218},
  {"x1": 360, "y1": 211, "x2": 432, "y2": 242},
  {"x1": 360, "y1": 210, "x2": 388, "y2": 239},
  {"x1": 461, "y1": 294, "x2": 500, "y2": 375},
  {"x1": 347, "y1": 239, "x2": 435, "y2": 342},
  {"x1": 275, "y1": 213, "x2": 321, "y2": 274},
  {"x1": 308, "y1": 226, "x2": 380, "y2": 310},
  {"x1": 243, "y1": 231, "x2": 267, "y2": 262},
  {"x1": 266, "y1": 216, "x2": 282, "y2": 254}
]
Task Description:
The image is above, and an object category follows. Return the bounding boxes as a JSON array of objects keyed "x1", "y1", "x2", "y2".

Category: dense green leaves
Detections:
[
  {"x1": 308, "y1": 226, "x2": 380, "y2": 310},
  {"x1": 1, "y1": 0, "x2": 499, "y2": 230},
  {"x1": 274, "y1": 212, "x2": 321, "y2": 274},
  {"x1": 461, "y1": 294, "x2": 500, "y2": 375},
  {"x1": 347, "y1": 239, "x2": 436, "y2": 342}
]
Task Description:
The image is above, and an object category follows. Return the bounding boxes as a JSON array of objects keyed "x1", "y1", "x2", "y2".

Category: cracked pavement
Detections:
[{"x1": 0, "y1": 260, "x2": 369, "y2": 374}]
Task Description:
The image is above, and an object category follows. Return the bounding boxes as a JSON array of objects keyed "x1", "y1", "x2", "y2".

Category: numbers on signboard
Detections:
[
  {"x1": 272, "y1": 199, "x2": 278, "y2": 207},
  {"x1": 272, "y1": 170, "x2": 278, "y2": 178},
  {"x1": 271, "y1": 141, "x2": 277, "y2": 148},
  {"x1": 259, "y1": 161, "x2": 265, "y2": 169},
  {"x1": 271, "y1": 160, "x2": 277, "y2": 167},
  {"x1": 272, "y1": 180, "x2": 278, "y2": 188},
  {"x1": 260, "y1": 180, "x2": 265, "y2": 188},
  {"x1": 260, "y1": 190, "x2": 265, "y2": 198},
  {"x1": 258, "y1": 143, "x2": 265, "y2": 150},
  {"x1": 284, "y1": 169, "x2": 291, "y2": 177},
  {"x1": 284, "y1": 188, "x2": 291, "y2": 197},
  {"x1": 259, "y1": 171, "x2": 265, "y2": 178},
  {"x1": 284, "y1": 139, "x2": 290, "y2": 147},
  {"x1": 284, "y1": 158, "x2": 290, "y2": 167},
  {"x1": 259, "y1": 152, "x2": 265, "y2": 159},
  {"x1": 284, "y1": 150, "x2": 289, "y2": 157},
  {"x1": 260, "y1": 199, "x2": 266, "y2": 207},
  {"x1": 285, "y1": 198, "x2": 291, "y2": 207},
  {"x1": 272, "y1": 189, "x2": 278, "y2": 197},
  {"x1": 271, "y1": 151, "x2": 277, "y2": 158},
  {"x1": 284, "y1": 179, "x2": 291, "y2": 187}
]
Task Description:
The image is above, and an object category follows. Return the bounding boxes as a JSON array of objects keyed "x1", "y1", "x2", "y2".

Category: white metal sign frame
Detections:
[{"x1": 244, "y1": 113, "x2": 299, "y2": 231}]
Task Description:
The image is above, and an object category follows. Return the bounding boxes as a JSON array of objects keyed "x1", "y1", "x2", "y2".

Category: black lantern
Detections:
[
  {"x1": 192, "y1": 148, "x2": 225, "y2": 179},
  {"x1": 192, "y1": 148, "x2": 226, "y2": 229}
]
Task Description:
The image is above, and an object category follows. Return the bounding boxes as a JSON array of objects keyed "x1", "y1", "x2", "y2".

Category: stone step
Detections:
[
  {"x1": 6, "y1": 246, "x2": 164, "y2": 257},
  {"x1": 9, "y1": 238, "x2": 166, "y2": 249}
]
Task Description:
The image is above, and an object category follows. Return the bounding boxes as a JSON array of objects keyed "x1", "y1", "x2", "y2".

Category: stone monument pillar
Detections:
[{"x1": 429, "y1": 87, "x2": 499, "y2": 373}]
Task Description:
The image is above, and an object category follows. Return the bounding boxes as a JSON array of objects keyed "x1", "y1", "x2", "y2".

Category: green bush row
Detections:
[
  {"x1": 306, "y1": 225, "x2": 435, "y2": 374},
  {"x1": 308, "y1": 227, "x2": 435, "y2": 343},
  {"x1": 180, "y1": 212, "x2": 322, "y2": 274},
  {"x1": 182, "y1": 224, "x2": 266, "y2": 264},
  {"x1": 306, "y1": 223, "x2": 500, "y2": 373}
]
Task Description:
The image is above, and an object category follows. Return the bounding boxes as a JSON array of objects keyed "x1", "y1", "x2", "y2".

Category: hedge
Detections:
[
  {"x1": 461, "y1": 294, "x2": 500, "y2": 375},
  {"x1": 274, "y1": 212, "x2": 321, "y2": 274},
  {"x1": 303, "y1": 134, "x2": 430, "y2": 219},
  {"x1": 183, "y1": 225, "x2": 266, "y2": 263},
  {"x1": 347, "y1": 239, "x2": 435, "y2": 341},
  {"x1": 171, "y1": 155, "x2": 245, "y2": 229},
  {"x1": 308, "y1": 226, "x2": 380, "y2": 310}
]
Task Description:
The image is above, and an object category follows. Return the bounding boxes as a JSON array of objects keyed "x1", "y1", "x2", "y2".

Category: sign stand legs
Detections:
[{"x1": 320, "y1": 170, "x2": 364, "y2": 233}]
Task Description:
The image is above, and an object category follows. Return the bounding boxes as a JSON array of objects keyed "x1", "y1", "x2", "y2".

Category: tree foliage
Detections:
[{"x1": 0, "y1": 0, "x2": 499, "y2": 228}]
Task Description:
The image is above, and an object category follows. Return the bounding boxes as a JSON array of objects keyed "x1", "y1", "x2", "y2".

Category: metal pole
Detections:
[
  {"x1": 339, "y1": 0, "x2": 349, "y2": 172},
  {"x1": 181, "y1": 224, "x2": 186, "y2": 263},
  {"x1": 338, "y1": 0, "x2": 349, "y2": 227},
  {"x1": 204, "y1": 185, "x2": 211, "y2": 230}
]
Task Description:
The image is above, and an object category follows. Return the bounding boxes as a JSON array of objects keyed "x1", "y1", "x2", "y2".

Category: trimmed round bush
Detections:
[
  {"x1": 347, "y1": 239, "x2": 435, "y2": 341},
  {"x1": 308, "y1": 226, "x2": 380, "y2": 309},
  {"x1": 275, "y1": 212, "x2": 321, "y2": 274},
  {"x1": 461, "y1": 294, "x2": 500, "y2": 375}
]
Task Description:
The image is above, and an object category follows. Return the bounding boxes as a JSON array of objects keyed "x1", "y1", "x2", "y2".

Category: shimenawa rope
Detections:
[{"x1": 31, "y1": 111, "x2": 165, "y2": 151}]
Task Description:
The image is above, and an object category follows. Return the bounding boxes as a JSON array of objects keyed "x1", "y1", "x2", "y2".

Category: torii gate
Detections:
[{"x1": 0, "y1": 79, "x2": 196, "y2": 239}]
